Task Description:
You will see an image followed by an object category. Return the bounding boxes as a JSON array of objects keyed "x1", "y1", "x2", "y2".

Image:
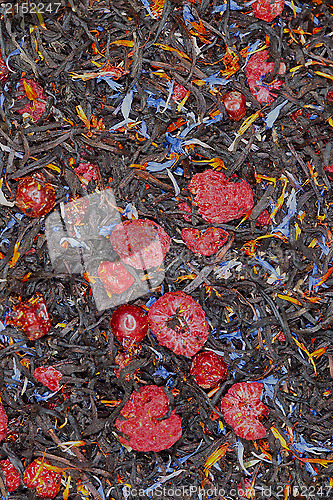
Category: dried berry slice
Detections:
[
  {"x1": 8, "y1": 293, "x2": 51, "y2": 341},
  {"x1": 181, "y1": 227, "x2": 229, "y2": 256},
  {"x1": 16, "y1": 79, "x2": 47, "y2": 123},
  {"x1": 252, "y1": 0, "x2": 284, "y2": 22},
  {"x1": 115, "y1": 385, "x2": 182, "y2": 451},
  {"x1": 0, "y1": 459, "x2": 21, "y2": 492},
  {"x1": 148, "y1": 291, "x2": 209, "y2": 357},
  {"x1": 191, "y1": 351, "x2": 228, "y2": 388},
  {"x1": 15, "y1": 176, "x2": 56, "y2": 218},
  {"x1": 34, "y1": 366, "x2": 62, "y2": 392},
  {"x1": 188, "y1": 170, "x2": 254, "y2": 224},
  {"x1": 110, "y1": 219, "x2": 171, "y2": 269},
  {"x1": 246, "y1": 50, "x2": 286, "y2": 104},
  {"x1": 97, "y1": 261, "x2": 135, "y2": 295},
  {"x1": 24, "y1": 459, "x2": 62, "y2": 499}
]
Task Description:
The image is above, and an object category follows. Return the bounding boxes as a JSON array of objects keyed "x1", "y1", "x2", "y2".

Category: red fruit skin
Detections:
[
  {"x1": 111, "y1": 304, "x2": 149, "y2": 347},
  {"x1": 256, "y1": 209, "x2": 270, "y2": 225},
  {"x1": 223, "y1": 91, "x2": 246, "y2": 121},
  {"x1": 181, "y1": 227, "x2": 229, "y2": 256},
  {"x1": 188, "y1": 170, "x2": 254, "y2": 224},
  {"x1": 221, "y1": 382, "x2": 270, "y2": 440},
  {"x1": 0, "y1": 404, "x2": 7, "y2": 442},
  {"x1": 0, "y1": 54, "x2": 9, "y2": 84},
  {"x1": 24, "y1": 459, "x2": 62, "y2": 499},
  {"x1": 237, "y1": 478, "x2": 253, "y2": 499},
  {"x1": 252, "y1": 0, "x2": 284, "y2": 22},
  {"x1": 115, "y1": 385, "x2": 182, "y2": 452},
  {"x1": 327, "y1": 91, "x2": 333, "y2": 103},
  {"x1": 246, "y1": 50, "x2": 286, "y2": 104},
  {"x1": 0, "y1": 458, "x2": 21, "y2": 492},
  {"x1": 16, "y1": 79, "x2": 46, "y2": 123},
  {"x1": 74, "y1": 162, "x2": 97, "y2": 182},
  {"x1": 190, "y1": 351, "x2": 228, "y2": 388},
  {"x1": 110, "y1": 219, "x2": 171, "y2": 269},
  {"x1": 16, "y1": 176, "x2": 56, "y2": 218},
  {"x1": 34, "y1": 366, "x2": 62, "y2": 392},
  {"x1": 8, "y1": 293, "x2": 51, "y2": 341},
  {"x1": 148, "y1": 291, "x2": 209, "y2": 357},
  {"x1": 178, "y1": 202, "x2": 192, "y2": 222},
  {"x1": 97, "y1": 261, "x2": 135, "y2": 295},
  {"x1": 172, "y1": 83, "x2": 188, "y2": 102}
]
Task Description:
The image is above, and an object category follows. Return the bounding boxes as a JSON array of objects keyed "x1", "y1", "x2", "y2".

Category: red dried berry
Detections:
[
  {"x1": 246, "y1": 50, "x2": 286, "y2": 104},
  {"x1": 190, "y1": 351, "x2": 228, "y2": 388},
  {"x1": 256, "y1": 209, "x2": 270, "y2": 225},
  {"x1": 252, "y1": 0, "x2": 284, "y2": 22},
  {"x1": 24, "y1": 459, "x2": 62, "y2": 499},
  {"x1": 34, "y1": 366, "x2": 62, "y2": 392},
  {"x1": 97, "y1": 261, "x2": 135, "y2": 295},
  {"x1": 15, "y1": 176, "x2": 56, "y2": 218},
  {"x1": 181, "y1": 227, "x2": 229, "y2": 256},
  {"x1": 188, "y1": 169, "x2": 254, "y2": 224},
  {"x1": 74, "y1": 162, "x2": 98, "y2": 182},
  {"x1": 111, "y1": 304, "x2": 149, "y2": 348},
  {"x1": 0, "y1": 53, "x2": 9, "y2": 84},
  {"x1": 115, "y1": 385, "x2": 182, "y2": 451},
  {"x1": 0, "y1": 458, "x2": 21, "y2": 492},
  {"x1": 172, "y1": 83, "x2": 188, "y2": 102},
  {"x1": 63, "y1": 196, "x2": 89, "y2": 225},
  {"x1": 0, "y1": 403, "x2": 7, "y2": 441},
  {"x1": 8, "y1": 293, "x2": 51, "y2": 341},
  {"x1": 16, "y1": 79, "x2": 46, "y2": 123},
  {"x1": 223, "y1": 91, "x2": 246, "y2": 121},
  {"x1": 110, "y1": 219, "x2": 171, "y2": 269},
  {"x1": 327, "y1": 91, "x2": 333, "y2": 103},
  {"x1": 114, "y1": 351, "x2": 139, "y2": 380},
  {"x1": 178, "y1": 202, "x2": 192, "y2": 222},
  {"x1": 148, "y1": 291, "x2": 209, "y2": 357},
  {"x1": 221, "y1": 382, "x2": 270, "y2": 440}
]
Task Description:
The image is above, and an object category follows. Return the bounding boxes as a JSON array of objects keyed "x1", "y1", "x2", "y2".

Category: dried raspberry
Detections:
[
  {"x1": 0, "y1": 458, "x2": 21, "y2": 492},
  {"x1": 252, "y1": 0, "x2": 284, "y2": 22},
  {"x1": 246, "y1": 50, "x2": 286, "y2": 104},
  {"x1": 148, "y1": 291, "x2": 209, "y2": 357},
  {"x1": 34, "y1": 366, "x2": 62, "y2": 392},
  {"x1": 178, "y1": 202, "x2": 192, "y2": 222},
  {"x1": 115, "y1": 385, "x2": 182, "y2": 451},
  {"x1": 256, "y1": 209, "x2": 270, "y2": 225},
  {"x1": 188, "y1": 170, "x2": 254, "y2": 224},
  {"x1": 74, "y1": 162, "x2": 98, "y2": 182},
  {"x1": 181, "y1": 227, "x2": 229, "y2": 256},
  {"x1": 24, "y1": 459, "x2": 62, "y2": 499},
  {"x1": 63, "y1": 197, "x2": 89, "y2": 225},
  {"x1": 172, "y1": 83, "x2": 188, "y2": 102},
  {"x1": 8, "y1": 293, "x2": 51, "y2": 341},
  {"x1": 97, "y1": 261, "x2": 135, "y2": 295}
]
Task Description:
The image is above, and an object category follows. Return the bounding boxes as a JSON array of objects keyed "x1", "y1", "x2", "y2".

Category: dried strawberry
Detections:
[
  {"x1": 191, "y1": 351, "x2": 228, "y2": 388},
  {"x1": 111, "y1": 304, "x2": 149, "y2": 348},
  {"x1": 172, "y1": 83, "x2": 188, "y2": 102},
  {"x1": 34, "y1": 366, "x2": 62, "y2": 392},
  {"x1": 115, "y1": 385, "x2": 182, "y2": 451},
  {"x1": 110, "y1": 219, "x2": 171, "y2": 269},
  {"x1": 0, "y1": 53, "x2": 9, "y2": 84},
  {"x1": 178, "y1": 202, "x2": 192, "y2": 222},
  {"x1": 221, "y1": 382, "x2": 270, "y2": 440},
  {"x1": 74, "y1": 162, "x2": 98, "y2": 182},
  {"x1": 15, "y1": 176, "x2": 56, "y2": 218},
  {"x1": 181, "y1": 227, "x2": 229, "y2": 256},
  {"x1": 223, "y1": 91, "x2": 246, "y2": 121},
  {"x1": 246, "y1": 50, "x2": 286, "y2": 104},
  {"x1": 252, "y1": 0, "x2": 284, "y2": 22},
  {"x1": 188, "y1": 170, "x2": 254, "y2": 224},
  {"x1": 0, "y1": 458, "x2": 21, "y2": 492},
  {"x1": 148, "y1": 291, "x2": 209, "y2": 357},
  {"x1": 16, "y1": 79, "x2": 47, "y2": 123},
  {"x1": 0, "y1": 403, "x2": 7, "y2": 441},
  {"x1": 24, "y1": 459, "x2": 62, "y2": 499},
  {"x1": 97, "y1": 261, "x2": 135, "y2": 294},
  {"x1": 8, "y1": 293, "x2": 51, "y2": 341}
]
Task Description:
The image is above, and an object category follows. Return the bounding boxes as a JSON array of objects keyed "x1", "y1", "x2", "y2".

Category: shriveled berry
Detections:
[
  {"x1": 97, "y1": 261, "x2": 135, "y2": 295},
  {"x1": 15, "y1": 176, "x2": 56, "y2": 218},
  {"x1": 24, "y1": 459, "x2": 62, "y2": 499},
  {"x1": 111, "y1": 304, "x2": 149, "y2": 348},
  {"x1": 8, "y1": 293, "x2": 51, "y2": 341},
  {"x1": 34, "y1": 366, "x2": 62, "y2": 392},
  {"x1": 181, "y1": 227, "x2": 229, "y2": 256},
  {"x1": 191, "y1": 351, "x2": 228, "y2": 388},
  {"x1": 0, "y1": 458, "x2": 21, "y2": 492}
]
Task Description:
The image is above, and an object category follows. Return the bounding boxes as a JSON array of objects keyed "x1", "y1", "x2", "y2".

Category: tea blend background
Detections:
[{"x1": 0, "y1": 0, "x2": 333, "y2": 498}]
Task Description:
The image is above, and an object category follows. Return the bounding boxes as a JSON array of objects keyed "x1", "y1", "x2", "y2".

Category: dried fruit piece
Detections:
[
  {"x1": 172, "y1": 83, "x2": 188, "y2": 102},
  {"x1": 246, "y1": 50, "x2": 286, "y2": 104},
  {"x1": 178, "y1": 202, "x2": 192, "y2": 222},
  {"x1": 111, "y1": 304, "x2": 149, "y2": 348},
  {"x1": 16, "y1": 79, "x2": 47, "y2": 123},
  {"x1": 0, "y1": 403, "x2": 7, "y2": 441},
  {"x1": 256, "y1": 209, "x2": 270, "y2": 225},
  {"x1": 190, "y1": 351, "x2": 228, "y2": 388},
  {"x1": 148, "y1": 291, "x2": 209, "y2": 357},
  {"x1": 24, "y1": 459, "x2": 62, "y2": 499},
  {"x1": 181, "y1": 227, "x2": 229, "y2": 256},
  {"x1": 327, "y1": 90, "x2": 333, "y2": 103},
  {"x1": 115, "y1": 385, "x2": 182, "y2": 451},
  {"x1": 252, "y1": 0, "x2": 284, "y2": 22},
  {"x1": 74, "y1": 162, "x2": 98, "y2": 182},
  {"x1": 220, "y1": 382, "x2": 270, "y2": 440},
  {"x1": 63, "y1": 197, "x2": 89, "y2": 225},
  {"x1": 0, "y1": 53, "x2": 9, "y2": 84},
  {"x1": 0, "y1": 459, "x2": 21, "y2": 492},
  {"x1": 8, "y1": 293, "x2": 51, "y2": 341},
  {"x1": 15, "y1": 176, "x2": 56, "y2": 218},
  {"x1": 110, "y1": 219, "x2": 171, "y2": 269},
  {"x1": 223, "y1": 91, "x2": 246, "y2": 121},
  {"x1": 188, "y1": 170, "x2": 254, "y2": 224},
  {"x1": 97, "y1": 261, "x2": 135, "y2": 295},
  {"x1": 34, "y1": 366, "x2": 62, "y2": 392}
]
